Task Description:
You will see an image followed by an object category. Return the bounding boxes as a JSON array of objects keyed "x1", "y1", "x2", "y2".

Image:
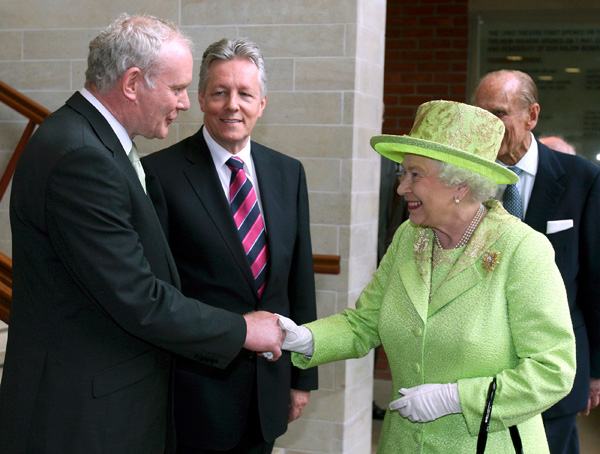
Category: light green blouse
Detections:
[{"x1": 293, "y1": 200, "x2": 575, "y2": 453}]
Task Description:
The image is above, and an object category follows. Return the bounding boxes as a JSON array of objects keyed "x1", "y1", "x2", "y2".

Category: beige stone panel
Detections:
[
  {"x1": 251, "y1": 124, "x2": 353, "y2": 159},
  {"x1": 355, "y1": 23, "x2": 386, "y2": 65},
  {"x1": 342, "y1": 91, "x2": 354, "y2": 126},
  {"x1": 301, "y1": 388, "x2": 345, "y2": 422},
  {"x1": 183, "y1": 26, "x2": 238, "y2": 60},
  {"x1": 346, "y1": 352, "x2": 374, "y2": 388},
  {"x1": 0, "y1": 123, "x2": 26, "y2": 150},
  {"x1": 309, "y1": 191, "x2": 350, "y2": 225},
  {"x1": 274, "y1": 413, "x2": 336, "y2": 452},
  {"x1": 356, "y1": 126, "x2": 383, "y2": 160},
  {"x1": 238, "y1": 25, "x2": 346, "y2": 58},
  {"x1": 315, "y1": 266, "x2": 348, "y2": 294},
  {"x1": 351, "y1": 158, "x2": 380, "y2": 192},
  {"x1": 316, "y1": 290, "x2": 338, "y2": 320},
  {"x1": 309, "y1": 224, "x2": 339, "y2": 256},
  {"x1": 264, "y1": 58, "x2": 294, "y2": 91},
  {"x1": 0, "y1": 0, "x2": 179, "y2": 29},
  {"x1": 175, "y1": 123, "x2": 203, "y2": 145},
  {"x1": 315, "y1": 361, "x2": 336, "y2": 390},
  {"x1": 337, "y1": 225, "x2": 352, "y2": 259},
  {"x1": 181, "y1": 0, "x2": 356, "y2": 26},
  {"x1": 356, "y1": 57, "x2": 384, "y2": 98},
  {"x1": 300, "y1": 157, "x2": 341, "y2": 192},
  {"x1": 345, "y1": 23, "x2": 357, "y2": 59},
  {"x1": 351, "y1": 92, "x2": 383, "y2": 129},
  {"x1": 261, "y1": 92, "x2": 342, "y2": 125},
  {"x1": 351, "y1": 192, "x2": 379, "y2": 225},
  {"x1": 358, "y1": 0, "x2": 387, "y2": 32},
  {"x1": 135, "y1": 125, "x2": 187, "y2": 155},
  {"x1": 295, "y1": 58, "x2": 355, "y2": 91},
  {"x1": 71, "y1": 60, "x2": 88, "y2": 90},
  {"x1": 0, "y1": 31, "x2": 22, "y2": 60},
  {"x1": 348, "y1": 222, "x2": 378, "y2": 258},
  {"x1": 347, "y1": 249, "x2": 377, "y2": 291},
  {"x1": 25, "y1": 90, "x2": 72, "y2": 113},
  {"x1": 24, "y1": 30, "x2": 98, "y2": 60},
  {"x1": 0, "y1": 61, "x2": 70, "y2": 91},
  {"x1": 0, "y1": 241, "x2": 10, "y2": 258},
  {"x1": 342, "y1": 406, "x2": 372, "y2": 454}
]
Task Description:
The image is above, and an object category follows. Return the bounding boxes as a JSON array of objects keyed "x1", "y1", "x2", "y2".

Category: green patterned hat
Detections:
[{"x1": 371, "y1": 100, "x2": 518, "y2": 184}]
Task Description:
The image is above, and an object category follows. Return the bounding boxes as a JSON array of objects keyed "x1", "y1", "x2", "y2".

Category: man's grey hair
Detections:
[
  {"x1": 477, "y1": 69, "x2": 538, "y2": 111},
  {"x1": 85, "y1": 13, "x2": 194, "y2": 93},
  {"x1": 437, "y1": 161, "x2": 499, "y2": 203},
  {"x1": 198, "y1": 37, "x2": 267, "y2": 96}
]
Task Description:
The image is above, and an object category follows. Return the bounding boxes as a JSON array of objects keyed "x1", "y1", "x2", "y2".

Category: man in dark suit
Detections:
[
  {"x1": 475, "y1": 69, "x2": 600, "y2": 454},
  {"x1": 0, "y1": 15, "x2": 283, "y2": 454},
  {"x1": 142, "y1": 37, "x2": 318, "y2": 453}
]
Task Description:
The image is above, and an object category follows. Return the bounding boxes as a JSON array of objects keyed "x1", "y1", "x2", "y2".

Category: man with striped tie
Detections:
[{"x1": 143, "y1": 37, "x2": 318, "y2": 453}]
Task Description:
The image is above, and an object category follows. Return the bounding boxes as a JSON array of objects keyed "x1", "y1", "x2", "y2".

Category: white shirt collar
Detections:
[
  {"x1": 80, "y1": 88, "x2": 133, "y2": 154},
  {"x1": 202, "y1": 127, "x2": 253, "y2": 177},
  {"x1": 513, "y1": 132, "x2": 538, "y2": 177}
]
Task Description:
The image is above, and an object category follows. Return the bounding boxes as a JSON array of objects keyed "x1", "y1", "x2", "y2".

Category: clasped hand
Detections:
[
  {"x1": 243, "y1": 312, "x2": 314, "y2": 361},
  {"x1": 389, "y1": 383, "x2": 461, "y2": 422}
]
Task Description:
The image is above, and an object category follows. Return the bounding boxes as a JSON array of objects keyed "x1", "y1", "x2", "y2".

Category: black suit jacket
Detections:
[
  {"x1": 0, "y1": 93, "x2": 246, "y2": 454},
  {"x1": 143, "y1": 129, "x2": 318, "y2": 449},
  {"x1": 524, "y1": 139, "x2": 600, "y2": 418}
]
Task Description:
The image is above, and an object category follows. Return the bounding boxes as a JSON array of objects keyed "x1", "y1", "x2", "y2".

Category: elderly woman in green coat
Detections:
[{"x1": 279, "y1": 100, "x2": 575, "y2": 453}]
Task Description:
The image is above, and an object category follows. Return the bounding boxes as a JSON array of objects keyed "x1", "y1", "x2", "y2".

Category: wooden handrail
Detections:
[
  {"x1": 0, "y1": 80, "x2": 50, "y2": 125},
  {"x1": 313, "y1": 254, "x2": 341, "y2": 275},
  {"x1": 0, "y1": 252, "x2": 12, "y2": 325},
  {"x1": 0, "y1": 81, "x2": 341, "y2": 327},
  {"x1": 0, "y1": 80, "x2": 51, "y2": 202}
]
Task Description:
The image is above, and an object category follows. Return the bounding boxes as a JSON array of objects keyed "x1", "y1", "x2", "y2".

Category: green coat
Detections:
[{"x1": 294, "y1": 201, "x2": 575, "y2": 453}]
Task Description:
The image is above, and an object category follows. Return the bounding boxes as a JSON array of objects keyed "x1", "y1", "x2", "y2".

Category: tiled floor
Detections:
[{"x1": 372, "y1": 379, "x2": 600, "y2": 453}]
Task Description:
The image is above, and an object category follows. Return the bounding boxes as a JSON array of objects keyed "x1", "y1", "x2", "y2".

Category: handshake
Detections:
[{"x1": 243, "y1": 312, "x2": 313, "y2": 361}]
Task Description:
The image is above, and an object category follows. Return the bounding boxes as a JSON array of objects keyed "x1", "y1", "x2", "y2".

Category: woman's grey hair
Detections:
[
  {"x1": 198, "y1": 37, "x2": 267, "y2": 96},
  {"x1": 437, "y1": 161, "x2": 498, "y2": 203},
  {"x1": 85, "y1": 13, "x2": 193, "y2": 94}
]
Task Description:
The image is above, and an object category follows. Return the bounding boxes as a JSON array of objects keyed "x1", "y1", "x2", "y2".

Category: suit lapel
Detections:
[
  {"x1": 66, "y1": 92, "x2": 180, "y2": 287},
  {"x1": 524, "y1": 141, "x2": 566, "y2": 234},
  {"x1": 251, "y1": 143, "x2": 281, "y2": 285},
  {"x1": 428, "y1": 201, "x2": 518, "y2": 316},
  {"x1": 182, "y1": 132, "x2": 258, "y2": 293}
]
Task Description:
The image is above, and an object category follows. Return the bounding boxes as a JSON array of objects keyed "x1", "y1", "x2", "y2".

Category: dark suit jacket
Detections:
[
  {"x1": 0, "y1": 93, "x2": 246, "y2": 454},
  {"x1": 142, "y1": 128, "x2": 318, "y2": 450},
  {"x1": 525, "y1": 139, "x2": 600, "y2": 418}
]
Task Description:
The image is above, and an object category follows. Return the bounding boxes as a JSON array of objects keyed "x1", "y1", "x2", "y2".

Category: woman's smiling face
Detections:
[{"x1": 397, "y1": 154, "x2": 456, "y2": 229}]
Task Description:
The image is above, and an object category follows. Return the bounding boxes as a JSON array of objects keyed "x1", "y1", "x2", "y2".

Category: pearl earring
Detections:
[{"x1": 455, "y1": 198, "x2": 460, "y2": 204}]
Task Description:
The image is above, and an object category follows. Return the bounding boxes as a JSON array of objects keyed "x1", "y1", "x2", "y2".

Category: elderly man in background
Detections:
[
  {"x1": 540, "y1": 136, "x2": 576, "y2": 155},
  {"x1": 0, "y1": 15, "x2": 282, "y2": 454},
  {"x1": 475, "y1": 69, "x2": 600, "y2": 454}
]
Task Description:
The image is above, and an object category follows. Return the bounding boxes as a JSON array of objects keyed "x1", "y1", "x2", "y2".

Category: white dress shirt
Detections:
[
  {"x1": 80, "y1": 88, "x2": 134, "y2": 156},
  {"x1": 497, "y1": 132, "x2": 538, "y2": 217},
  {"x1": 203, "y1": 127, "x2": 266, "y2": 226}
]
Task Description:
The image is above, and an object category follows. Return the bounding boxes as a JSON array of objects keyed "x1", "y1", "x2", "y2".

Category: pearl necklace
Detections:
[{"x1": 434, "y1": 203, "x2": 485, "y2": 249}]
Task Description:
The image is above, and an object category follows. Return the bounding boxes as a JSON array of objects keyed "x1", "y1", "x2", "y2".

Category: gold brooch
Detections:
[{"x1": 481, "y1": 250, "x2": 500, "y2": 275}]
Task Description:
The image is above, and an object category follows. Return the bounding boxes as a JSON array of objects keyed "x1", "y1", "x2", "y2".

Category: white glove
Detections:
[
  {"x1": 277, "y1": 314, "x2": 314, "y2": 356},
  {"x1": 389, "y1": 383, "x2": 461, "y2": 422}
]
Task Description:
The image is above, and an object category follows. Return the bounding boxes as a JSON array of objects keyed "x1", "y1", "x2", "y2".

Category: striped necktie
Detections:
[
  {"x1": 226, "y1": 156, "x2": 269, "y2": 297},
  {"x1": 502, "y1": 166, "x2": 523, "y2": 219}
]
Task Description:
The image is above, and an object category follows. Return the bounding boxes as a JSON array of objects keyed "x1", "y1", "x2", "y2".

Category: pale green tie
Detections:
[{"x1": 128, "y1": 142, "x2": 146, "y2": 193}]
